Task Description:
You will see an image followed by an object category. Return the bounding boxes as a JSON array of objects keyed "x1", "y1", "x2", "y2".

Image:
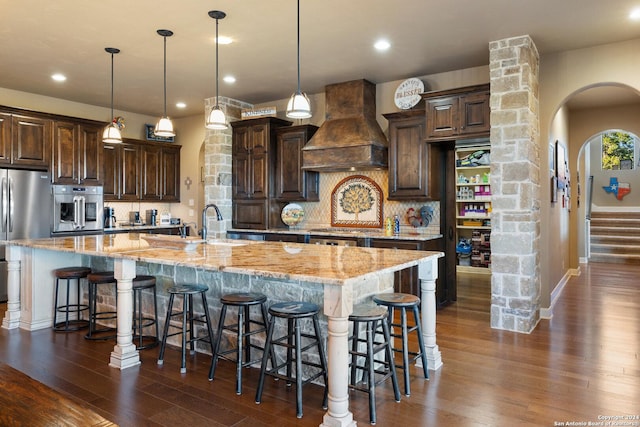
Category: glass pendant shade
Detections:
[
  {"x1": 154, "y1": 116, "x2": 175, "y2": 137},
  {"x1": 286, "y1": 91, "x2": 312, "y2": 119},
  {"x1": 102, "y1": 122, "x2": 122, "y2": 143},
  {"x1": 205, "y1": 105, "x2": 228, "y2": 130}
]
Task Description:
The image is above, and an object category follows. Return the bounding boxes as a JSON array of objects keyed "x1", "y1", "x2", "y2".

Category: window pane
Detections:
[{"x1": 602, "y1": 131, "x2": 634, "y2": 170}]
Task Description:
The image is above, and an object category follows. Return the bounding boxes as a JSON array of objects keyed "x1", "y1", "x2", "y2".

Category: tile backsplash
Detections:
[{"x1": 294, "y1": 170, "x2": 440, "y2": 234}]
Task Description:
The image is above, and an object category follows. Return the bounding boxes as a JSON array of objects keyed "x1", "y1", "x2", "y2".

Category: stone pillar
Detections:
[
  {"x1": 489, "y1": 35, "x2": 541, "y2": 333},
  {"x1": 203, "y1": 96, "x2": 252, "y2": 236}
]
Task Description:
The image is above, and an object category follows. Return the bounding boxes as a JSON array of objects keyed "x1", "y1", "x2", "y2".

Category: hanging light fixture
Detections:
[
  {"x1": 205, "y1": 10, "x2": 228, "y2": 130},
  {"x1": 102, "y1": 47, "x2": 122, "y2": 143},
  {"x1": 155, "y1": 29, "x2": 176, "y2": 137},
  {"x1": 286, "y1": 0, "x2": 311, "y2": 119}
]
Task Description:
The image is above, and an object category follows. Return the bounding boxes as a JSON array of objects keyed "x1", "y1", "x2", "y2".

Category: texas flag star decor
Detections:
[{"x1": 603, "y1": 177, "x2": 631, "y2": 200}]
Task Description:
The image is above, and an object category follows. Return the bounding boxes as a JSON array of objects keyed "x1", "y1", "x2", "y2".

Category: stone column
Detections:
[
  {"x1": 489, "y1": 35, "x2": 541, "y2": 333},
  {"x1": 203, "y1": 96, "x2": 252, "y2": 236}
]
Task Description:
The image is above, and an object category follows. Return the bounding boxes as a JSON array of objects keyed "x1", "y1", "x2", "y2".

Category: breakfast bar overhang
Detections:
[{"x1": 2, "y1": 234, "x2": 443, "y2": 427}]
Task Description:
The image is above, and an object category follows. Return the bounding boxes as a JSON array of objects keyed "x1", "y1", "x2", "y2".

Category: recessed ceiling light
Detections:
[
  {"x1": 223, "y1": 75, "x2": 236, "y2": 84},
  {"x1": 176, "y1": 102, "x2": 186, "y2": 108},
  {"x1": 630, "y1": 8, "x2": 640, "y2": 20},
  {"x1": 51, "y1": 73, "x2": 67, "y2": 82},
  {"x1": 216, "y1": 36, "x2": 232, "y2": 45},
  {"x1": 374, "y1": 39, "x2": 390, "y2": 51}
]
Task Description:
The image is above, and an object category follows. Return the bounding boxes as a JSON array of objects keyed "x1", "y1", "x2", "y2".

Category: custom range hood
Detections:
[{"x1": 302, "y1": 79, "x2": 388, "y2": 171}]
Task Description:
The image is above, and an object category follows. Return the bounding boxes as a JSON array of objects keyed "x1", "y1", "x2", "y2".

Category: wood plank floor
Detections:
[{"x1": 1, "y1": 262, "x2": 638, "y2": 426}]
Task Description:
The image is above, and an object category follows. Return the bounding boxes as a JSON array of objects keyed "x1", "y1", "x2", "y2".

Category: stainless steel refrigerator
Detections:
[{"x1": 0, "y1": 169, "x2": 52, "y2": 302}]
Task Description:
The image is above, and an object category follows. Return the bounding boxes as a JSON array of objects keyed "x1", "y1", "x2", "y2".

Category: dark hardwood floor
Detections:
[{"x1": 1, "y1": 262, "x2": 638, "y2": 426}]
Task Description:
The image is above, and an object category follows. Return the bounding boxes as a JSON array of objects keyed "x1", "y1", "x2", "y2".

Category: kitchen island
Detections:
[{"x1": 2, "y1": 233, "x2": 442, "y2": 427}]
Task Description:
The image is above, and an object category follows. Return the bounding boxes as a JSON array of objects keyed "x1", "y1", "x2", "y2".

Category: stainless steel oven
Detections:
[{"x1": 51, "y1": 185, "x2": 104, "y2": 235}]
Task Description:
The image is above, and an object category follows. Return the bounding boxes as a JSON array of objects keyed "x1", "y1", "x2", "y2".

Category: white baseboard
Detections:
[{"x1": 540, "y1": 266, "x2": 580, "y2": 319}]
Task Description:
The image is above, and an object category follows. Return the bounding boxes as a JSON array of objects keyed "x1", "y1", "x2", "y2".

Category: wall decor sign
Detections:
[
  {"x1": 331, "y1": 175, "x2": 383, "y2": 228},
  {"x1": 394, "y1": 77, "x2": 425, "y2": 110},
  {"x1": 602, "y1": 177, "x2": 631, "y2": 200},
  {"x1": 241, "y1": 106, "x2": 277, "y2": 119},
  {"x1": 145, "y1": 124, "x2": 175, "y2": 142}
]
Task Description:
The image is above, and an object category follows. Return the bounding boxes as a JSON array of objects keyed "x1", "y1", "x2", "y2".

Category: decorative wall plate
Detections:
[
  {"x1": 331, "y1": 175, "x2": 383, "y2": 228},
  {"x1": 281, "y1": 203, "x2": 305, "y2": 227},
  {"x1": 394, "y1": 78, "x2": 425, "y2": 110}
]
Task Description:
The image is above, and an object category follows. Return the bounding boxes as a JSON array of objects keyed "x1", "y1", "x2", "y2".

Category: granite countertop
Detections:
[
  {"x1": 229, "y1": 227, "x2": 443, "y2": 241},
  {"x1": 104, "y1": 224, "x2": 184, "y2": 232},
  {"x1": 7, "y1": 234, "x2": 442, "y2": 286}
]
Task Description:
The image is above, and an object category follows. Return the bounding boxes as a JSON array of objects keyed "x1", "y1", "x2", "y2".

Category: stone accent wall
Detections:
[
  {"x1": 489, "y1": 35, "x2": 541, "y2": 333},
  {"x1": 203, "y1": 96, "x2": 251, "y2": 236}
]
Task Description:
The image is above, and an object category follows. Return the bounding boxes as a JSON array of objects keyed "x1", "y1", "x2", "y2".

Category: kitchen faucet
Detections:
[{"x1": 200, "y1": 204, "x2": 223, "y2": 240}]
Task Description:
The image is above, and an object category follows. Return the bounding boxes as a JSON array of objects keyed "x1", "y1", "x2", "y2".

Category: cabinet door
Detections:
[
  {"x1": 250, "y1": 124, "x2": 269, "y2": 199},
  {"x1": 459, "y1": 91, "x2": 490, "y2": 136},
  {"x1": 425, "y1": 97, "x2": 458, "y2": 139},
  {"x1": 103, "y1": 143, "x2": 119, "y2": 200},
  {"x1": 232, "y1": 127, "x2": 251, "y2": 198},
  {"x1": 141, "y1": 145, "x2": 161, "y2": 200},
  {"x1": 232, "y1": 199, "x2": 268, "y2": 229},
  {"x1": 388, "y1": 115, "x2": 432, "y2": 200},
  {"x1": 120, "y1": 143, "x2": 140, "y2": 201},
  {"x1": 275, "y1": 126, "x2": 318, "y2": 201},
  {"x1": 52, "y1": 121, "x2": 77, "y2": 184},
  {"x1": 0, "y1": 113, "x2": 12, "y2": 164},
  {"x1": 77, "y1": 123, "x2": 103, "y2": 185},
  {"x1": 11, "y1": 115, "x2": 51, "y2": 167},
  {"x1": 161, "y1": 146, "x2": 180, "y2": 202}
]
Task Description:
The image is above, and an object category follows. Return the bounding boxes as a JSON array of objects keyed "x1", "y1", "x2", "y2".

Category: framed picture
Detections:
[
  {"x1": 331, "y1": 175, "x2": 383, "y2": 228},
  {"x1": 145, "y1": 124, "x2": 175, "y2": 142},
  {"x1": 551, "y1": 176, "x2": 557, "y2": 202},
  {"x1": 555, "y1": 140, "x2": 567, "y2": 189},
  {"x1": 549, "y1": 142, "x2": 556, "y2": 176}
]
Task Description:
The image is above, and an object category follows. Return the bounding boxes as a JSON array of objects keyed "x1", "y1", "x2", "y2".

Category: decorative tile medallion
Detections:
[{"x1": 331, "y1": 175, "x2": 383, "y2": 228}]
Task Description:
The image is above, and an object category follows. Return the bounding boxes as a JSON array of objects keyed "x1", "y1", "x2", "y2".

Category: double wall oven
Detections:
[{"x1": 51, "y1": 184, "x2": 103, "y2": 236}]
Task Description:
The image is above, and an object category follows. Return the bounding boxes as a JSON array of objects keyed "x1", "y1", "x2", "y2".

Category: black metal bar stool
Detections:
[
  {"x1": 373, "y1": 293, "x2": 429, "y2": 396},
  {"x1": 52, "y1": 266, "x2": 91, "y2": 332},
  {"x1": 208, "y1": 292, "x2": 273, "y2": 395},
  {"x1": 85, "y1": 271, "x2": 118, "y2": 340},
  {"x1": 255, "y1": 301, "x2": 328, "y2": 419},
  {"x1": 349, "y1": 305, "x2": 401, "y2": 425},
  {"x1": 132, "y1": 275, "x2": 159, "y2": 350},
  {"x1": 157, "y1": 283, "x2": 214, "y2": 374}
]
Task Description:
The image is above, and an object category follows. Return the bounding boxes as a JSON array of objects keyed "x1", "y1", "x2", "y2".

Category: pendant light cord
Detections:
[
  {"x1": 215, "y1": 17, "x2": 220, "y2": 108},
  {"x1": 110, "y1": 52, "x2": 115, "y2": 121},
  {"x1": 163, "y1": 35, "x2": 168, "y2": 117},
  {"x1": 296, "y1": 0, "x2": 301, "y2": 94}
]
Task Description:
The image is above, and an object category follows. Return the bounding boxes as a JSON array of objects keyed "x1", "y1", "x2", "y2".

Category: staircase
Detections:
[{"x1": 589, "y1": 211, "x2": 640, "y2": 264}]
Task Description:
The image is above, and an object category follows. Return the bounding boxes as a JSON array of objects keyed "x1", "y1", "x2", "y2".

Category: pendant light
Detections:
[
  {"x1": 102, "y1": 47, "x2": 122, "y2": 143},
  {"x1": 286, "y1": 0, "x2": 311, "y2": 119},
  {"x1": 205, "y1": 10, "x2": 228, "y2": 130},
  {"x1": 155, "y1": 29, "x2": 175, "y2": 137}
]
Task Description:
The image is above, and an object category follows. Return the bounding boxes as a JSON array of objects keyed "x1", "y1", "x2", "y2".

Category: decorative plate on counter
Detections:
[{"x1": 281, "y1": 203, "x2": 305, "y2": 227}]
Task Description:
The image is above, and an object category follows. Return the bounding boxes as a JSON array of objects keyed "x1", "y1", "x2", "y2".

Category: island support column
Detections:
[
  {"x1": 1, "y1": 245, "x2": 22, "y2": 330},
  {"x1": 419, "y1": 256, "x2": 443, "y2": 370},
  {"x1": 321, "y1": 283, "x2": 355, "y2": 427},
  {"x1": 109, "y1": 258, "x2": 140, "y2": 370}
]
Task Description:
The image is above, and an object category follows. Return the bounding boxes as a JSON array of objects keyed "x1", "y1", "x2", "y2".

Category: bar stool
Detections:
[
  {"x1": 52, "y1": 266, "x2": 91, "y2": 332},
  {"x1": 132, "y1": 275, "x2": 159, "y2": 350},
  {"x1": 255, "y1": 301, "x2": 328, "y2": 419},
  {"x1": 157, "y1": 283, "x2": 215, "y2": 374},
  {"x1": 349, "y1": 305, "x2": 401, "y2": 425},
  {"x1": 373, "y1": 293, "x2": 428, "y2": 396},
  {"x1": 85, "y1": 271, "x2": 118, "y2": 340},
  {"x1": 208, "y1": 292, "x2": 273, "y2": 395}
]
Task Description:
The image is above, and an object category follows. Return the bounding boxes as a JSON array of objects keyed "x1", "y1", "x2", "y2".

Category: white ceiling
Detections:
[{"x1": 3, "y1": 0, "x2": 640, "y2": 119}]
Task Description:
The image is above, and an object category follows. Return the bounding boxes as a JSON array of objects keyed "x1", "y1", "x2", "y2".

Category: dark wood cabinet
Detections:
[
  {"x1": 52, "y1": 120, "x2": 103, "y2": 185},
  {"x1": 422, "y1": 84, "x2": 490, "y2": 141},
  {"x1": 275, "y1": 124, "x2": 319, "y2": 201},
  {"x1": 141, "y1": 144, "x2": 161, "y2": 201},
  {"x1": 384, "y1": 109, "x2": 440, "y2": 201},
  {"x1": 231, "y1": 117, "x2": 292, "y2": 229},
  {"x1": 104, "y1": 141, "x2": 140, "y2": 201},
  {"x1": 161, "y1": 145, "x2": 180, "y2": 202},
  {"x1": 370, "y1": 237, "x2": 451, "y2": 308},
  {"x1": 0, "y1": 113, "x2": 51, "y2": 169}
]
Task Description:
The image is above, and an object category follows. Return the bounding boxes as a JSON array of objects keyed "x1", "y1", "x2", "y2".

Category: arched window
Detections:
[{"x1": 601, "y1": 130, "x2": 635, "y2": 170}]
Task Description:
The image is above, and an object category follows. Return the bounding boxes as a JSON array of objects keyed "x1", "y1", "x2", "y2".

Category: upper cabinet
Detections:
[
  {"x1": 52, "y1": 119, "x2": 103, "y2": 185},
  {"x1": 384, "y1": 109, "x2": 441, "y2": 201},
  {"x1": 275, "y1": 124, "x2": 319, "y2": 202},
  {"x1": 0, "y1": 110, "x2": 51, "y2": 169},
  {"x1": 231, "y1": 117, "x2": 292, "y2": 229},
  {"x1": 422, "y1": 84, "x2": 490, "y2": 141},
  {"x1": 104, "y1": 138, "x2": 180, "y2": 202}
]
